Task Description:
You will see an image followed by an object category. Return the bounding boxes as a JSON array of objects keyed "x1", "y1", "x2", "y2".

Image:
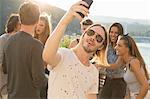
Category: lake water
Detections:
[{"x1": 136, "y1": 43, "x2": 150, "y2": 72}]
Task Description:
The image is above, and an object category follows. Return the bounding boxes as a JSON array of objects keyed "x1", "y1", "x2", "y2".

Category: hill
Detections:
[
  {"x1": 42, "y1": 4, "x2": 150, "y2": 36},
  {"x1": 40, "y1": 3, "x2": 81, "y2": 35},
  {"x1": 1, "y1": 1, "x2": 150, "y2": 36},
  {"x1": 90, "y1": 15, "x2": 150, "y2": 36},
  {"x1": 90, "y1": 15, "x2": 150, "y2": 25},
  {"x1": 0, "y1": 0, "x2": 81, "y2": 35}
]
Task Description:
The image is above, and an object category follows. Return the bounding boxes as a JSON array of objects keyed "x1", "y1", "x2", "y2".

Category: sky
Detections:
[{"x1": 35, "y1": 0, "x2": 150, "y2": 20}]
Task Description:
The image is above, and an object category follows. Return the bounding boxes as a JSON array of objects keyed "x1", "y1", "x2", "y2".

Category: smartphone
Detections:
[
  {"x1": 83, "y1": 0, "x2": 93, "y2": 9},
  {"x1": 77, "y1": 0, "x2": 93, "y2": 18}
]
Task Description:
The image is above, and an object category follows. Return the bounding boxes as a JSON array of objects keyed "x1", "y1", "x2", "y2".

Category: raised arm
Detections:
[{"x1": 43, "y1": 1, "x2": 89, "y2": 67}]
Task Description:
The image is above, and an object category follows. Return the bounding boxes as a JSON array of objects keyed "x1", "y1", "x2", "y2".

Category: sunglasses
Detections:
[{"x1": 86, "y1": 29, "x2": 103, "y2": 43}]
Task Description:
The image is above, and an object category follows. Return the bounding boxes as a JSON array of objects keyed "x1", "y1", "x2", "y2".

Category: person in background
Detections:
[
  {"x1": 100, "y1": 22, "x2": 127, "y2": 99},
  {"x1": 34, "y1": 12, "x2": 51, "y2": 71},
  {"x1": 43, "y1": 1, "x2": 107, "y2": 99},
  {"x1": 2, "y1": 2, "x2": 47, "y2": 99},
  {"x1": 80, "y1": 18, "x2": 94, "y2": 33},
  {"x1": 34, "y1": 12, "x2": 51, "y2": 99},
  {"x1": 34, "y1": 12, "x2": 51, "y2": 45},
  {"x1": 0, "y1": 13, "x2": 20, "y2": 99},
  {"x1": 69, "y1": 18, "x2": 93, "y2": 48}
]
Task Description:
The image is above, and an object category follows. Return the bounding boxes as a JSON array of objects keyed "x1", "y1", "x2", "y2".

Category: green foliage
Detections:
[
  {"x1": 60, "y1": 35, "x2": 72, "y2": 48},
  {"x1": 60, "y1": 34, "x2": 81, "y2": 48}
]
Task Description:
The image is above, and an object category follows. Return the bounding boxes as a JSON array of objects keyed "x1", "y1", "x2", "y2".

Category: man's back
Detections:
[{"x1": 3, "y1": 31, "x2": 47, "y2": 99}]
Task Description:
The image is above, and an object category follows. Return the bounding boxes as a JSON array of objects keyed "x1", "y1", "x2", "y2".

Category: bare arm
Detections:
[
  {"x1": 130, "y1": 59, "x2": 149, "y2": 99},
  {"x1": 97, "y1": 56, "x2": 124, "y2": 69},
  {"x1": 109, "y1": 56, "x2": 124, "y2": 69},
  {"x1": 124, "y1": 87, "x2": 130, "y2": 99},
  {"x1": 42, "y1": 1, "x2": 89, "y2": 67},
  {"x1": 86, "y1": 94, "x2": 97, "y2": 99}
]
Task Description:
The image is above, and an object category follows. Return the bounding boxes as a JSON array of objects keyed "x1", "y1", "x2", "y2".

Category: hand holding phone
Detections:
[{"x1": 77, "y1": 0, "x2": 93, "y2": 18}]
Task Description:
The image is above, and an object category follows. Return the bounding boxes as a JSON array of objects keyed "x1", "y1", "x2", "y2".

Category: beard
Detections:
[{"x1": 82, "y1": 42, "x2": 96, "y2": 53}]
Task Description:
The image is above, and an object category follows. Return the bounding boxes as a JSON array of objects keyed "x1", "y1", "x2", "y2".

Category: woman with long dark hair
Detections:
[
  {"x1": 100, "y1": 22, "x2": 127, "y2": 99},
  {"x1": 99, "y1": 35, "x2": 150, "y2": 99}
]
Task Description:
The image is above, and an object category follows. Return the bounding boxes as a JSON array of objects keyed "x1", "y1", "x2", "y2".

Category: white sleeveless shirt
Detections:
[
  {"x1": 124, "y1": 61, "x2": 150, "y2": 99},
  {"x1": 124, "y1": 64, "x2": 141, "y2": 93}
]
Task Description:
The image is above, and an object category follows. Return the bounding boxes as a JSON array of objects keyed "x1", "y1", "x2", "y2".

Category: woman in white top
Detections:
[{"x1": 111, "y1": 34, "x2": 149, "y2": 99}]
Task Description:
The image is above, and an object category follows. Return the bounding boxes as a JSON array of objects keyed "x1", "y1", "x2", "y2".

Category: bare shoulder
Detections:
[
  {"x1": 130, "y1": 58, "x2": 140, "y2": 65},
  {"x1": 130, "y1": 58, "x2": 141, "y2": 71}
]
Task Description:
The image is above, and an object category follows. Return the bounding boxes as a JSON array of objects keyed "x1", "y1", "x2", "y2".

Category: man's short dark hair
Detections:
[
  {"x1": 19, "y1": 2, "x2": 40, "y2": 25},
  {"x1": 81, "y1": 19, "x2": 93, "y2": 26}
]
